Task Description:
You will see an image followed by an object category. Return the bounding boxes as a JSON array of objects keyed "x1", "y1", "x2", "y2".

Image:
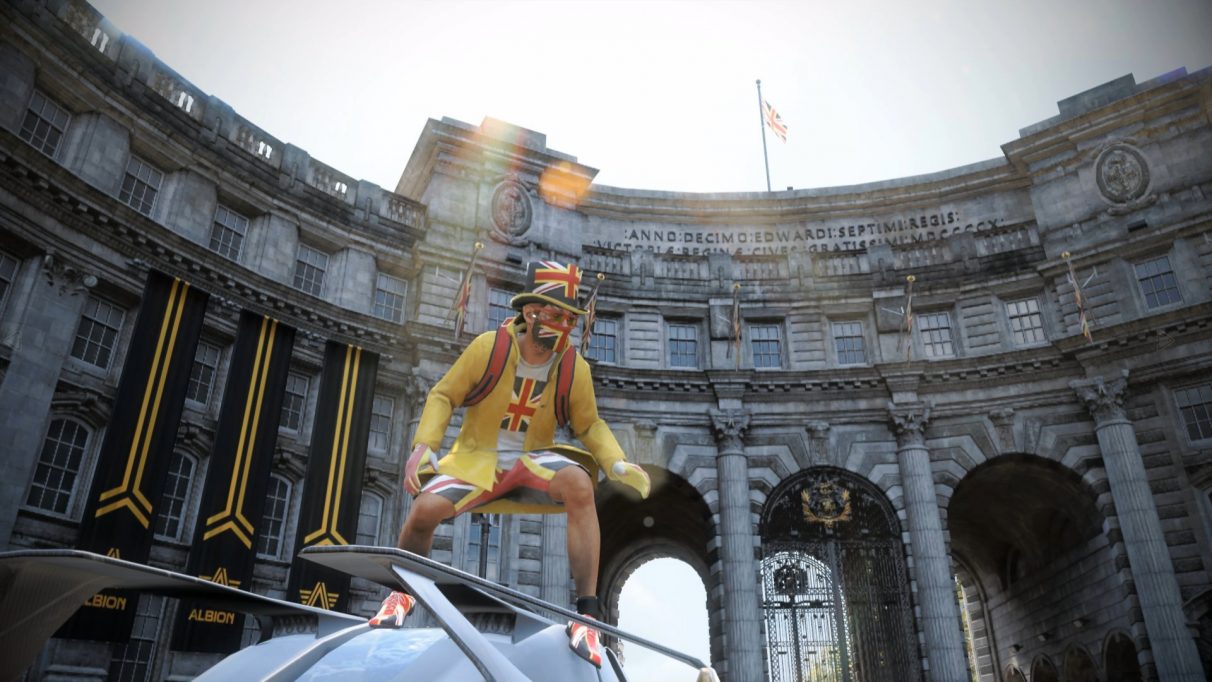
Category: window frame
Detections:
[
  {"x1": 70, "y1": 294, "x2": 126, "y2": 372},
  {"x1": 368, "y1": 394, "x2": 394, "y2": 453},
  {"x1": 1004, "y1": 296, "x2": 1047, "y2": 348},
  {"x1": 19, "y1": 89, "x2": 71, "y2": 158},
  {"x1": 209, "y1": 204, "x2": 250, "y2": 262},
  {"x1": 486, "y1": 286, "x2": 515, "y2": 331},
  {"x1": 917, "y1": 310, "x2": 956, "y2": 359},
  {"x1": 749, "y1": 321, "x2": 783, "y2": 369},
  {"x1": 293, "y1": 244, "x2": 329, "y2": 298},
  {"x1": 256, "y1": 474, "x2": 292, "y2": 560},
  {"x1": 118, "y1": 154, "x2": 164, "y2": 216},
  {"x1": 185, "y1": 340, "x2": 222, "y2": 407},
  {"x1": 356, "y1": 492, "x2": 384, "y2": 546},
  {"x1": 373, "y1": 272, "x2": 408, "y2": 323},
  {"x1": 24, "y1": 417, "x2": 92, "y2": 518},
  {"x1": 666, "y1": 321, "x2": 700, "y2": 369},
  {"x1": 0, "y1": 250, "x2": 20, "y2": 320},
  {"x1": 280, "y1": 371, "x2": 310, "y2": 433},
  {"x1": 831, "y1": 319, "x2": 868, "y2": 366},
  {"x1": 153, "y1": 451, "x2": 197, "y2": 541},
  {"x1": 1133, "y1": 254, "x2": 1183, "y2": 310},
  {"x1": 585, "y1": 316, "x2": 619, "y2": 365},
  {"x1": 1173, "y1": 382, "x2": 1212, "y2": 444}
]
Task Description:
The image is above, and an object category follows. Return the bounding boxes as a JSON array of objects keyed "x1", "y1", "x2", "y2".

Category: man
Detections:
[{"x1": 370, "y1": 260, "x2": 651, "y2": 668}]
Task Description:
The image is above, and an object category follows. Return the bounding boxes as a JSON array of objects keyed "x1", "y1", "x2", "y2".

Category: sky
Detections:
[
  {"x1": 82, "y1": 0, "x2": 1212, "y2": 675},
  {"x1": 88, "y1": 0, "x2": 1212, "y2": 196}
]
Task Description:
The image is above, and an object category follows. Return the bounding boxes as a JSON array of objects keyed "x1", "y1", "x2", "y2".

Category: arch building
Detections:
[{"x1": 1, "y1": 1, "x2": 1211, "y2": 680}]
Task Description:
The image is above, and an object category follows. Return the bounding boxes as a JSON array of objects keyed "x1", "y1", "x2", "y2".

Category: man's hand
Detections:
[
  {"x1": 404, "y1": 444, "x2": 440, "y2": 495},
  {"x1": 609, "y1": 461, "x2": 651, "y2": 499}
]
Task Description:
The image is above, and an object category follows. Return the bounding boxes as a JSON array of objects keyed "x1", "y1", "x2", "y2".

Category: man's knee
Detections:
[
  {"x1": 554, "y1": 467, "x2": 595, "y2": 507},
  {"x1": 406, "y1": 493, "x2": 454, "y2": 530}
]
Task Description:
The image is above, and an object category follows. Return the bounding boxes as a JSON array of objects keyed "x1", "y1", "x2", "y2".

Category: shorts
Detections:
[{"x1": 420, "y1": 450, "x2": 586, "y2": 515}]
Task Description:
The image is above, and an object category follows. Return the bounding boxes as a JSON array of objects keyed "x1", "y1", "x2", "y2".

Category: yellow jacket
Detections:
[{"x1": 411, "y1": 321, "x2": 626, "y2": 511}]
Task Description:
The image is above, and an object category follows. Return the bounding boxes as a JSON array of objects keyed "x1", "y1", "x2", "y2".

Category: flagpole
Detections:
[{"x1": 756, "y1": 79, "x2": 771, "y2": 192}]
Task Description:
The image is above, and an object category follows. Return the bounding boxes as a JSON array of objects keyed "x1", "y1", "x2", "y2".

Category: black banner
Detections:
[
  {"x1": 171, "y1": 312, "x2": 295, "y2": 653},
  {"x1": 286, "y1": 342, "x2": 378, "y2": 612},
  {"x1": 64, "y1": 271, "x2": 208, "y2": 641}
]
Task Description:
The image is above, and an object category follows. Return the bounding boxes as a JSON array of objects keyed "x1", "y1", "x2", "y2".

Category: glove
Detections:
[
  {"x1": 404, "y1": 443, "x2": 440, "y2": 495},
  {"x1": 609, "y1": 461, "x2": 651, "y2": 499}
]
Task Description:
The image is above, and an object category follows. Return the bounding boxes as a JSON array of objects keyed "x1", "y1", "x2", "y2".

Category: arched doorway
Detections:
[
  {"x1": 1104, "y1": 631, "x2": 1142, "y2": 682},
  {"x1": 1031, "y1": 656, "x2": 1058, "y2": 682},
  {"x1": 1063, "y1": 646, "x2": 1097, "y2": 682},
  {"x1": 759, "y1": 467, "x2": 917, "y2": 681},
  {"x1": 597, "y1": 467, "x2": 715, "y2": 659}
]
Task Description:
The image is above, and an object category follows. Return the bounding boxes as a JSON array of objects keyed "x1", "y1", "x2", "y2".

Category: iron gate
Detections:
[{"x1": 760, "y1": 469, "x2": 918, "y2": 681}]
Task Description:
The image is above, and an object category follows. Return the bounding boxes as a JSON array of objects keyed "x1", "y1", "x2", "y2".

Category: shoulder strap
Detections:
[
  {"x1": 553, "y1": 350, "x2": 577, "y2": 427},
  {"x1": 463, "y1": 327, "x2": 513, "y2": 407}
]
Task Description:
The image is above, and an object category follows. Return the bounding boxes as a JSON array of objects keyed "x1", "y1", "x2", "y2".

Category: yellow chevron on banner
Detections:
[
  {"x1": 96, "y1": 279, "x2": 190, "y2": 528},
  {"x1": 304, "y1": 345, "x2": 362, "y2": 546},
  {"x1": 299, "y1": 581, "x2": 340, "y2": 610},
  {"x1": 204, "y1": 316, "x2": 278, "y2": 549},
  {"x1": 200, "y1": 566, "x2": 242, "y2": 589}
]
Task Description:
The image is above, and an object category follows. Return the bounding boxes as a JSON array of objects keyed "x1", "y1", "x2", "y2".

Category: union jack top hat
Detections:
[{"x1": 510, "y1": 261, "x2": 588, "y2": 315}]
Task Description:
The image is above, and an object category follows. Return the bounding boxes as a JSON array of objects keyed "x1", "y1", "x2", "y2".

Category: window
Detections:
[
  {"x1": 373, "y1": 273, "x2": 407, "y2": 323},
  {"x1": 368, "y1": 395, "x2": 394, "y2": 452},
  {"x1": 293, "y1": 244, "x2": 328, "y2": 297},
  {"x1": 356, "y1": 493, "x2": 383, "y2": 546},
  {"x1": 154, "y1": 452, "x2": 195, "y2": 541},
  {"x1": 108, "y1": 595, "x2": 164, "y2": 682},
  {"x1": 1175, "y1": 383, "x2": 1212, "y2": 442},
  {"x1": 280, "y1": 372, "x2": 309, "y2": 431},
  {"x1": 918, "y1": 312, "x2": 955, "y2": 358},
  {"x1": 19, "y1": 90, "x2": 70, "y2": 157},
  {"x1": 0, "y1": 251, "x2": 18, "y2": 316},
  {"x1": 25, "y1": 418, "x2": 90, "y2": 514},
  {"x1": 668, "y1": 323, "x2": 698, "y2": 368},
  {"x1": 832, "y1": 321, "x2": 867, "y2": 365},
  {"x1": 1135, "y1": 255, "x2": 1182, "y2": 309},
  {"x1": 586, "y1": 317, "x2": 618, "y2": 364},
  {"x1": 118, "y1": 155, "x2": 164, "y2": 216},
  {"x1": 487, "y1": 287, "x2": 514, "y2": 330},
  {"x1": 466, "y1": 513, "x2": 501, "y2": 581},
  {"x1": 209, "y1": 204, "x2": 249, "y2": 261},
  {"x1": 1005, "y1": 297, "x2": 1046, "y2": 346},
  {"x1": 257, "y1": 475, "x2": 291, "y2": 559},
  {"x1": 750, "y1": 323, "x2": 782, "y2": 368},
  {"x1": 185, "y1": 341, "x2": 221, "y2": 406},
  {"x1": 71, "y1": 295, "x2": 125, "y2": 370}
]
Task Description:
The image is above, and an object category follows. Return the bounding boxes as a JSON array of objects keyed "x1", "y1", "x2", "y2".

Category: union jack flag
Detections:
[
  {"x1": 533, "y1": 261, "x2": 582, "y2": 299},
  {"x1": 1063, "y1": 251, "x2": 1095, "y2": 343},
  {"x1": 580, "y1": 273, "x2": 604, "y2": 355},
  {"x1": 762, "y1": 100, "x2": 788, "y2": 142}
]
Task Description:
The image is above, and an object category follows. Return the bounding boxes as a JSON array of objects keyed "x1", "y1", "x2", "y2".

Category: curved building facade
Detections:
[{"x1": 2, "y1": 1, "x2": 1211, "y2": 680}]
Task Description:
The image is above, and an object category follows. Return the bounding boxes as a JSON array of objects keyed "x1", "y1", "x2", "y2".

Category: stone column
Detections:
[
  {"x1": 0, "y1": 255, "x2": 92, "y2": 548},
  {"x1": 539, "y1": 514, "x2": 570, "y2": 606},
  {"x1": 709, "y1": 408, "x2": 763, "y2": 682},
  {"x1": 1072, "y1": 372, "x2": 1205, "y2": 680},
  {"x1": 888, "y1": 402, "x2": 969, "y2": 680}
]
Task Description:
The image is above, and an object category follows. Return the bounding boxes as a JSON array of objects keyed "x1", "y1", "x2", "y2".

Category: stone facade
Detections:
[{"x1": 2, "y1": 1, "x2": 1211, "y2": 680}]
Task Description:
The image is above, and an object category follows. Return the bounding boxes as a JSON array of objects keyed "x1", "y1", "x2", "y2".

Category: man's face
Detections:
[{"x1": 525, "y1": 304, "x2": 579, "y2": 353}]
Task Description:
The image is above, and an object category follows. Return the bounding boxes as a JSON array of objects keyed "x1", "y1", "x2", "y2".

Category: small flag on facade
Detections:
[
  {"x1": 1062, "y1": 251, "x2": 1095, "y2": 343},
  {"x1": 580, "y1": 273, "x2": 605, "y2": 355},
  {"x1": 729, "y1": 283, "x2": 742, "y2": 369},
  {"x1": 450, "y1": 241, "x2": 484, "y2": 339},
  {"x1": 898, "y1": 275, "x2": 915, "y2": 359},
  {"x1": 762, "y1": 100, "x2": 788, "y2": 142}
]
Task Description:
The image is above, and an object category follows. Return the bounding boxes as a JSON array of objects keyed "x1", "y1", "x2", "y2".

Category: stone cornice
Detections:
[{"x1": 0, "y1": 137, "x2": 408, "y2": 357}]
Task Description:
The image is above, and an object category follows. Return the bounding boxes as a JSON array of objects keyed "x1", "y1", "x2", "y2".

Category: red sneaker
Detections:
[
  {"x1": 368, "y1": 591, "x2": 415, "y2": 628},
  {"x1": 566, "y1": 616, "x2": 604, "y2": 668}
]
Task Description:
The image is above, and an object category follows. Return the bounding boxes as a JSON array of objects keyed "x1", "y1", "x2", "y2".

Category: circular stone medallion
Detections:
[
  {"x1": 1095, "y1": 144, "x2": 1150, "y2": 204},
  {"x1": 490, "y1": 180, "x2": 532, "y2": 244}
]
